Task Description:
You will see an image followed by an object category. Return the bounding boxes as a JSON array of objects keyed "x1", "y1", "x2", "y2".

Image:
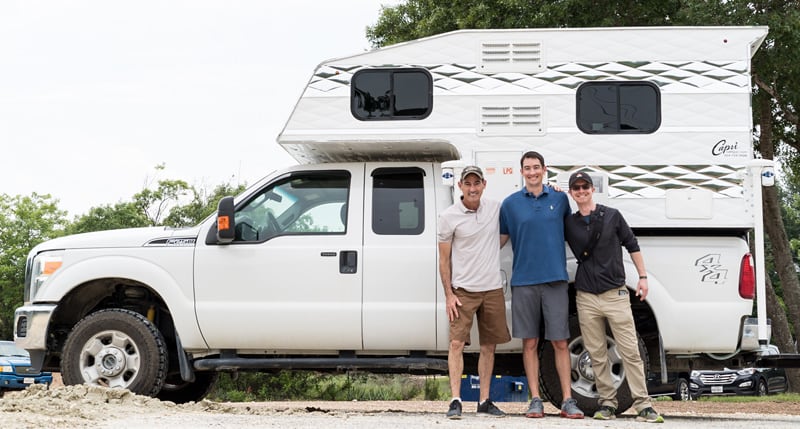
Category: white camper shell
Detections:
[{"x1": 280, "y1": 26, "x2": 768, "y2": 228}]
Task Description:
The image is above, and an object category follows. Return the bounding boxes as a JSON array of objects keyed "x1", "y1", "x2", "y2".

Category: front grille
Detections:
[
  {"x1": 15, "y1": 366, "x2": 39, "y2": 376},
  {"x1": 699, "y1": 373, "x2": 737, "y2": 385}
]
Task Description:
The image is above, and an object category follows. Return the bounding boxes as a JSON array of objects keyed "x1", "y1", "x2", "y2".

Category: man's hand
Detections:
[
  {"x1": 446, "y1": 291, "x2": 462, "y2": 322},
  {"x1": 635, "y1": 279, "x2": 649, "y2": 301}
]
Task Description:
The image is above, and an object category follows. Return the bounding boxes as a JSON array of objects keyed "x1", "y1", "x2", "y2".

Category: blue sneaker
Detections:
[
  {"x1": 560, "y1": 398, "x2": 584, "y2": 419},
  {"x1": 525, "y1": 397, "x2": 544, "y2": 418}
]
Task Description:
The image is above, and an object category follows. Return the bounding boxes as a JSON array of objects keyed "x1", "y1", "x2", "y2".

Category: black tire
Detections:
[
  {"x1": 157, "y1": 371, "x2": 219, "y2": 404},
  {"x1": 756, "y1": 378, "x2": 768, "y2": 396},
  {"x1": 672, "y1": 377, "x2": 690, "y2": 401},
  {"x1": 61, "y1": 308, "x2": 168, "y2": 397},
  {"x1": 539, "y1": 314, "x2": 647, "y2": 415}
]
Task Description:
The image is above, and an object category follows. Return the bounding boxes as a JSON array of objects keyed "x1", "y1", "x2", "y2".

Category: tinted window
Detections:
[
  {"x1": 352, "y1": 68, "x2": 432, "y2": 120},
  {"x1": 234, "y1": 171, "x2": 350, "y2": 242},
  {"x1": 372, "y1": 168, "x2": 425, "y2": 235},
  {"x1": 577, "y1": 82, "x2": 660, "y2": 134}
]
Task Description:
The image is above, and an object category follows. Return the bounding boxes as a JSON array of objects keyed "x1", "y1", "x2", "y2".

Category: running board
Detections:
[{"x1": 193, "y1": 355, "x2": 449, "y2": 372}]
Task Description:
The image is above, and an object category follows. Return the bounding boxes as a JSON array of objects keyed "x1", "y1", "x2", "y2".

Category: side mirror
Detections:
[{"x1": 216, "y1": 196, "x2": 235, "y2": 244}]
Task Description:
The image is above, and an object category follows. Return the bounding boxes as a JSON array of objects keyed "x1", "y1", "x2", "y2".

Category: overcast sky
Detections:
[{"x1": 0, "y1": 0, "x2": 397, "y2": 216}]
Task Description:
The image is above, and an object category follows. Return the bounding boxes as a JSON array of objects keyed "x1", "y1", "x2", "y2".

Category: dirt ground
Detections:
[{"x1": 1, "y1": 381, "x2": 799, "y2": 428}]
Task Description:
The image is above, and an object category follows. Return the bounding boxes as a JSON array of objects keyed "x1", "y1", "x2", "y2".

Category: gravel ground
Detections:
[{"x1": 2, "y1": 384, "x2": 799, "y2": 429}]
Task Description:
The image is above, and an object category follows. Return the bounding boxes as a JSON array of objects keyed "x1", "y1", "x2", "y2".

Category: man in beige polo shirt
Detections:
[{"x1": 437, "y1": 165, "x2": 511, "y2": 419}]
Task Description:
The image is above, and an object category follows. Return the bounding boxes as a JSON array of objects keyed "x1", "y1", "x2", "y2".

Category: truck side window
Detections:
[
  {"x1": 351, "y1": 68, "x2": 433, "y2": 120},
  {"x1": 372, "y1": 168, "x2": 425, "y2": 235},
  {"x1": 576, "y1": 81, "x2": 661, "y2": 134},
  {"x1": 233, "y1": 171, "x2": 350, "y2": 242}
]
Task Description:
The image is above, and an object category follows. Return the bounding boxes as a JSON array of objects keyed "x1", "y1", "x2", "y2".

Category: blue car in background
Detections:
[{"x1": 0, "y1": 340, "x2": 53, "y2": 396}]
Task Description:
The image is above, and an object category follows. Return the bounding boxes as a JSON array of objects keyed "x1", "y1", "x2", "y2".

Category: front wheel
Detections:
[
  {"x1": 61, "y1": 308, "x2": 168, "y2": 397},
  {"x1": 672, "y1": 377, "x2": 689, "y2": 401},
  {"x1": 539, "y1": 314, "x2": 646, "y2": 415}
]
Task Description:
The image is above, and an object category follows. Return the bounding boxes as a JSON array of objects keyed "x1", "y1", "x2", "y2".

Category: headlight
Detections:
[
  {"x1": 737, "y1": 368, "x2": 756, "y2": 376},
  {"x1": 690, "y1": 370, "x2": 699, "y2": 377},
  {"x1": 26, "y1": 252, "x2": 64, "y2": 302},
  {"x1": 0, "y1": 365, "x2": 13, "y2": 373}
]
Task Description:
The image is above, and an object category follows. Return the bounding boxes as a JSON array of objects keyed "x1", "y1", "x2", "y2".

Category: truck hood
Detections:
[
  {"x1": 0, "y1": 356, "x2": 30, "y2": 366},
  {"x1": 31, "y1": 226, "x2": 202, "y2": 252}
]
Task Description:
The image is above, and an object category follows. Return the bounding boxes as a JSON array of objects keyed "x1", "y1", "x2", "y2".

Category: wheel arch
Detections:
[{"x1": 40, "y1": 256, "x2": 203, "y2": 370}]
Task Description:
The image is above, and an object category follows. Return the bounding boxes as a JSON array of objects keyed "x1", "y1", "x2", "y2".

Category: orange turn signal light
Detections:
[
  {"x1": 43, "y1": 260, "x2": 63, "y2": 275},
  {"x1": 218, "y1": 215, "x2": 230, "y2": 231}
]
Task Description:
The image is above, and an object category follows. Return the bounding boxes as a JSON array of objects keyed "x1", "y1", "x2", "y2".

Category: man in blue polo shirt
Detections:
[{"x1": 499, "y1": 151, "x2": 583, "y2": 419}]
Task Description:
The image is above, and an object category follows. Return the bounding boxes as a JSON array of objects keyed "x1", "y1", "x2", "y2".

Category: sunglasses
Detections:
[{"x1": 570, "y1": 183, "x2": 592, "y2": 191}]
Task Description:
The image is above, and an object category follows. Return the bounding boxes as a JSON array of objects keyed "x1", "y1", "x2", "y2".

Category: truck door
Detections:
[
  {"x1": 193, "y1": 166, "x2": 365, "y2": 350},
  {"x1": 361, "y1": 164, "x2": 437, "y2": 350}
]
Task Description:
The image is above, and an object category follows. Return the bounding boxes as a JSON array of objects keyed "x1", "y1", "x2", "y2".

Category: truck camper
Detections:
[{"x1": 15, "y1": 26, "x2": 789, "y2": 412}]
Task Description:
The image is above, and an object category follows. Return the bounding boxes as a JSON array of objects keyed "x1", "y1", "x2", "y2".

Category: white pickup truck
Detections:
[{"x1": 15, "y1": 26, "x2": 779, "y2": 412}]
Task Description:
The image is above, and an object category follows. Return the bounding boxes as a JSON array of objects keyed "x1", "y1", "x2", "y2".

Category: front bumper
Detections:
[
  {"x1": 14, "y1": 304, "x2": 57, "y2": 350},
  {"x1": 689, "y1": 377, "x2": 757, "y2": 397},
  {"x1": 0, "y1": 373, "x2": 53, "y2": 390}
]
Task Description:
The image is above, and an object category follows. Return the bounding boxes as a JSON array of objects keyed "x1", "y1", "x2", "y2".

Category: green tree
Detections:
[
  {"x1": 367, "y1": 0, "x2": 683, "y2": 47},
  {"x1": 0, "y1": 193, "x2": 68, "y2": 339},
  {"x1": 66, "y1": 202, "x2": 150, "y2": 235},
  {"x1": 674, "y1": 1, "x2": 800, "y2": 388},
  {"x1": 133, "y1": 179, "x2": 191, "y2": 226},
  {"x1": 163, "y1": 183, "x2": 247, "y2": 228}
]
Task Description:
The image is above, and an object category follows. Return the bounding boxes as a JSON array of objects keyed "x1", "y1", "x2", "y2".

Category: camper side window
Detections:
[
  {"x1": 351, "y1": 68, "x2": 433, "y2": 120},
  {"x1": 371, "y1": 168, "x2": 425, "y2": 235},
  {"x1": 576, "y1": 81, "x2": 661, "y2": 134}
]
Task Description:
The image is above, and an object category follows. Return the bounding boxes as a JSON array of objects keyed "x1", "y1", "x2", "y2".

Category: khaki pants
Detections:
[{"x1": 576, "y1": 287, "x2": 652, "y2": 412}]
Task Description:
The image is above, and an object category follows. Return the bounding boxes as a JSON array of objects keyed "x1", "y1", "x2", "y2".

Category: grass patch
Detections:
[
  {"x1": 208, "y1": 371, "x2": 450, "y2": 402},
  {"x1": 694, "y1": 393, "x2": 800, "y2": 403}
]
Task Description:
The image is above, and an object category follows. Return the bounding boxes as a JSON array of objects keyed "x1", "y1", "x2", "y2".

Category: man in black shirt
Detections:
[{"x1": 564, "y1": 171, "x2": 664, "y2": 424}]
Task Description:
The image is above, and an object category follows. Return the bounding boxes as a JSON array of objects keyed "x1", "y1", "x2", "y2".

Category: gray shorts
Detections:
[{"x1": 511, "y1": 281, "x2": 570, "y2": 340}]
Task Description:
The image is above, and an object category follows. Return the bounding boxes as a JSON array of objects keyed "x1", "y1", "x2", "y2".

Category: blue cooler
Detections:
[{"x1": 459, "y1": 374, "x2": 529, "y2": 402}]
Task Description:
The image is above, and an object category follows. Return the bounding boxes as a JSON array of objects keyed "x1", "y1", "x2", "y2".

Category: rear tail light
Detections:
[{"x1": 739, "y1": 253, "x2": 755, "y2": 299}]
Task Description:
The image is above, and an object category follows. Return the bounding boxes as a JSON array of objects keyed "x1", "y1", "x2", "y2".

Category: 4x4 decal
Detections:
[{"x1": 696, "y1": 254, "x2": 728, "y2": 284}]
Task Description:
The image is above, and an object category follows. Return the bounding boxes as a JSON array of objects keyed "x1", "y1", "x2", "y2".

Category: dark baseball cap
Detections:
[
  {"x1": 568, "y1": 171, "x2": 593, "y2": 188},
  {"x1": 460, "y1": 165, "x2": 484, "y2": 181}
]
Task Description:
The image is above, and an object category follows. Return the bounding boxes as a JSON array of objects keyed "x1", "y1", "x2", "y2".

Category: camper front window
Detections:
[{"x1": 351, "y1": 68, "x2": 433, "y2": 121}]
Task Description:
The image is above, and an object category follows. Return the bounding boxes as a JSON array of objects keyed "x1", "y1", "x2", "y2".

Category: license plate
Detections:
[
  {"x1": 23, "y1": 377, "x2": 34, "y2": 384},
  {"x1": 711, "y1": 386, "x2": 723, "y2": 393}
]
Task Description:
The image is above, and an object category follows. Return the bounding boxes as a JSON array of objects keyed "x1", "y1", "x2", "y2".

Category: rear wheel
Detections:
[
  {"x1": 157, "y1": 371, "x2": 219, "y2": 404},
  {"x1": 539, "y1": 314, "x2": 647, "y2": 415},
  {"x1": 756, "y1": 378, "x2": 768, "y2": 396},
  {"x1": 61, "y1": 308, "x2": 168, "y2": 397}
]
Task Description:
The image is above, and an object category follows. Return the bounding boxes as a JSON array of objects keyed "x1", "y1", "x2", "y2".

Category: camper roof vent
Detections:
[
  {"x1": 479, "y1": 105, "x2": 544, "y2": 136},
  {"x1": 479, "y1": 41, "x2": 544, "y2": 73}
]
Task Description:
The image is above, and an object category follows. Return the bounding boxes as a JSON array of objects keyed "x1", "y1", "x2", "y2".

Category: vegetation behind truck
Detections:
[{"x1": 14, "y1": 27, "x2": 781, "y2": 412}]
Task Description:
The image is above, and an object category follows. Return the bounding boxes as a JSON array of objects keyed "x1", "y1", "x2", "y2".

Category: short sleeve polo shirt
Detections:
[
  {"x1": 437, "y1": 198, "x2": 502, "y2": 293},
  {"x1": 499, "y1": 185, "x2": 570, "y2": 286}
]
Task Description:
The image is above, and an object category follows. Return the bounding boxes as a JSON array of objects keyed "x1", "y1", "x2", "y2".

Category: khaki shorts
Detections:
[{"x1": 449, "y1": 288, "x2": 511, "y2": 346}]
